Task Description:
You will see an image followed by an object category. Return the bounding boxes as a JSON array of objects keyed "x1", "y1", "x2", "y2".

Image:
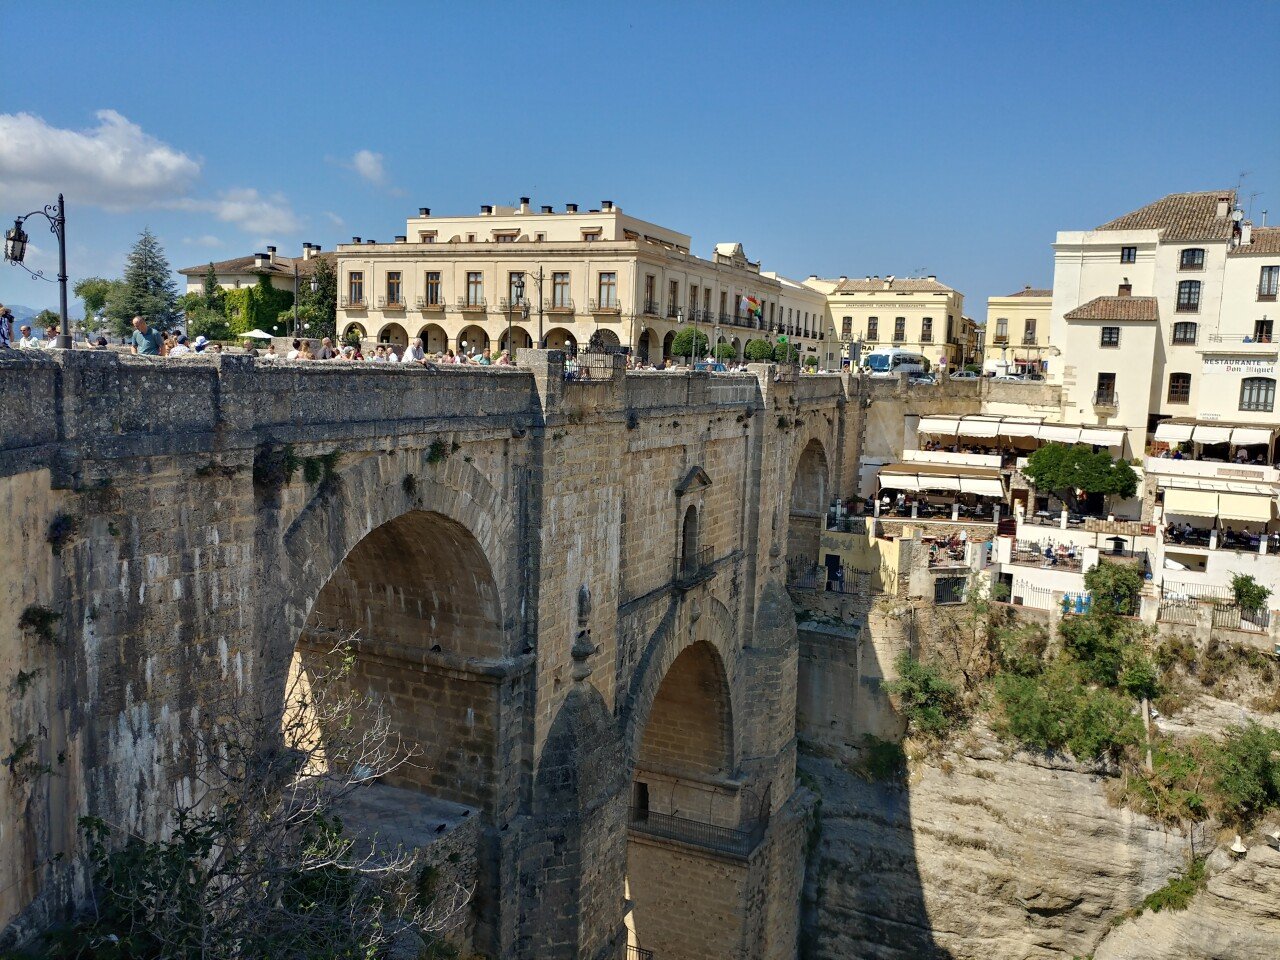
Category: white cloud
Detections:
[
  {"x1": 324, "y1": 211, "x2": 345, "y2": 227},
  {"x1": 0, "y1": 109, "x2": 200, "y2": 209},
  {"x1": 183, "y1": 234, "x2": 223, "y2": 247},
  {"x1": 351, "y1": 149, "x2": 386, "y2": 186},
  {"x1": 171, "y1": 188, "x2": 301, "y2": 236}
]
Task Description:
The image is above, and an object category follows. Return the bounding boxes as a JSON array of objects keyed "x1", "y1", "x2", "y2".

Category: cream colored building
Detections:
[
  {"x1": 178, "y1": 243, "x2": 332, "y2": 295},
  {"x1": 813, "y1": 275, "x2": 967, "y2": 371},
  {"x1": 332, "y1": 200, "x2": 832, "y2": 363},
  {"x1": 983, "y1": 286, "x2": 1052, "y2": 375}
]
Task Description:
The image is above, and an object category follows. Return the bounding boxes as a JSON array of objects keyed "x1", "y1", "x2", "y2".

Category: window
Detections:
[
  {"x1": 688, "y1": 283, "x2": 698, "y2": 314},
  {"x1": 1240, "y1": 377, "x2": 1276, "y2": 413},
  {"x1": 994, "y1": 318, "x2": 1008, "y2": 341},
  {"x1": 1176, "y1": 279, "x2": 1201, "y2": 312},
  {"x1": 644, "y1": 274, "x2": 656, "y2": 312},
  {"x1": 1171, "y1": 321, "x2": 1197, "y2": 344},
  {"x1": 703, "y1": 288, "x2": 711, "y2": 314},
  {"x1": 1179, "y1": 248, "x2": 1205, "y2": 270},
  {"x1": 1022, "y1": 319, "x2": 1037, "y2": 344},
  {"x1": 1254, "y1": 318, "x2": 1274, "y2": 344},
  {"x1": 1100, "y1": 326, "x2": 1120, "y2": 347},
  {"x1": 1167, "y1": 372, "x2": 1191, "y2": 404},
  {"x1": 866, "y1": 317, "x2": 879, "y2": 341},
  {"x1": 465, "y1": 233, "x2": 476, "y2": 242},
  {"x1": 841, "y1": 316, "x2": 852, "y2": 339},
  {"x1": 348, "y1": 271, "x2": 364, "y2": 304},
  {"x1": 1260, "y1": 265, "x2": 1280, "y2": 300},
  {"x1": 1120, "y1": 246, "x2": 1137, "y2": 263},
  {"x1": 466, "y1": 271, "x2": 484, "y2": 305},
  {"x1": 893, "y1": 317, "x2": 906, "y2": 342},
  {"x1": 668, "y1": 280, "x2": 679, "y2": 314},
  {"x1": 418, "y1": 231, "x2": 437, "y2": 243},
  {"x1": 495, "y1": 232, "x2": 517, "y2": 243},
  {"x1": 720, "y1": 291, "x2": 728, "y2": 319},
  {"x1": 1095, "y1": 372, "x2": 1117, "y2": 404},
  {"x1": 553, "y1": 272, "x2": 571, "y2": 308},
  {"x1": 582, "y1": 230, "x2": 601, "y2": 242},
  {"x1": 598, "y1": 272, "x2": 618, "y2": 308},
  {"x1": 424, "y1": 271, "x2": 442, "y2": 305},
  {"x1": 920, "y1": 317, "x2": 933, "y2": 342},
  {"x1": 535, "y1": 232, "x2": 546, "y2": 242},
  {"x1": 386, "y1": 271, "x2": 402, "y2": 305}
]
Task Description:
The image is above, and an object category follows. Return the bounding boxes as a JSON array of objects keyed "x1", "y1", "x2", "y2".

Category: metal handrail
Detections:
[
  {"x1": 627, "y1": 947, "x2": 655, "y2": 960},
  {"x1": 1092, "y1": 390, "x2": 1119, "y2": 406},
  {"x1": 627, "y1": 807, "x2": 765, "y2": 857}
]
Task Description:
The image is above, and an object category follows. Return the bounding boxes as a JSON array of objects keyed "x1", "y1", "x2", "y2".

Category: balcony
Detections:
[
  {"x1": 338, "y1": 295, "x2": 366, "y2": 309},
  {"x1": 993, "y1": 334, "x2": 1009, "y2": 344},
  {"x1": 1021, "y1": 336, "x2": 1037, "y2": 346},
  {"x1": 628, "y1": 807, "x2": 765, "y2": 858},
  {"x1": 643, "y1": 299, "x2": 660, "y2": 316},
  {"x1": 1092, "y1": 390, "x2": 1119, "y2": 413},
  {"x1": 674, "y1": 545, "x2": 714, "y2": 588},
  {"x1": 1201, "y1": 333, "x2": 1277, "y2": 353},
  {"x1": 415, "y1": 296, "x2": 445, "y2": 312},
  {"x1": 1258, "y1": 287, "x2": 1278, "y2": 302},
  {"x1": 589, "y1": 297, "x2": 621, "y2": 314},
  {"x1": 920, "y1": 334, "x2": 933, "y2": 344},
  {"x1": 456, "y1": 296, "x2": 487, "y2": 313},
  {"x1": 666, "y1": 304, "x2": 679, "y2": 319},
  {"x1": 1144, "y1": 455, "x2": 1279, "y2": 484},
  {"x1": 544, "y1": 297, "x2": 575, "y2": 315},
  {"x1": 377, "y1": 295, "x2": 405, "y2": 310},
  {"x1": 627, "y1": 946, "x2": 655, "y2": 960}
]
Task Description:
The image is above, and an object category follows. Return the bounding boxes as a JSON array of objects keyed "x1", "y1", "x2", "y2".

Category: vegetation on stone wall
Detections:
[{"x1": 224, "y1": 276, "x2": 294, "y2": 337}]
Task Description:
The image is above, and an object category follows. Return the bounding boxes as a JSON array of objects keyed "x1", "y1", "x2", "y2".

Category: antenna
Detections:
[{"x1": 1248, "y1": 191, "x2": 1263, "y2": 221}]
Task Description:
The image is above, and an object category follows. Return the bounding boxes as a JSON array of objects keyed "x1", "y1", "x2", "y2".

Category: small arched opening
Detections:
[
  {"x1": 418, "y1": 322, "x2": 448, "y2": 354},
  {"x1": 377, "y1": 322, "x2": 408, "y2": 348},
  {"x1": 545, "y1": 327, "x2": 577, "y2": 354}
]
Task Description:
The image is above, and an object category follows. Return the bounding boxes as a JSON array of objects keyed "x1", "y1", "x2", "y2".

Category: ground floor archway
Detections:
[
  {"x1": 662, "y1": 331, "x2": 676, "y2": 362},
  {"x1": 418, "y1": 322, "x2": 448, "y2": 354},
  {"x1": 377, "y1": 322, "x2": 408, "y2": 348},
  {"x1": 545, "y1": 327, "x2": 576, "y2": 354},
  {"x1": 499, "y1": 325, "x2": 533, "y2": 353},
  {"x1": 458, "y1": 324, "x2": 489, "y2": 357}
]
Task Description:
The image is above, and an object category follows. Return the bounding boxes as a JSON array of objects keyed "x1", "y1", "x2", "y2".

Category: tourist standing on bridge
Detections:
[
  {"x1": 0, "y1": 306, "x2": 12, "y2": 349},
  {"x1": 130, "y1": 316, "x2": 163, "y2": 356},
  {"x1": 401, "y1": 337, "x2": 427, "y2": 364}
]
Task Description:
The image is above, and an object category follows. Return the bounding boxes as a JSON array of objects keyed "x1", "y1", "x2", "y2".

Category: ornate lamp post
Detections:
[
  {"x1": 510, "y1": 274, "x2": 524, "y2": 357},
  {"x1": 4, "y1": 194, "x2": 71, "y2": 349}
]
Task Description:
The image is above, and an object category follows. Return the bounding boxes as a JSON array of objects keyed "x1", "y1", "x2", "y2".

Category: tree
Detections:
[
  {"x1": 52, "y1": 638, "x2": 471, "y2": 958},
  {"x1": 108, "y1": 228, "x2": 179, "y2": 335},
  {"x1": 744, "y1": 339, "x2": 775, "y2": 362},
  {"x1": 773, "y1": 340, "x2": 799, "y2": 363},
  {"x1": 74, "y1": 276, "x2": 123, "y2": 329},
  {"x1": 670, "y1": 327, "x2": 709, "y2": 359},
  {"x1": 202, "y1": 262, "x2": 226, "y2": 313},
  {"x1": 884, "y1": 651, "x2": 965, "y2": 737},
  {"x1": 297, "y1": 257, "x2": 337, "y2": 340},
  {"x1": 1022, "y1": 443, "x2": 1139, "y2": 513},
  {"x1": 714, "y1": 343, "x2": 737, "y2": 361},
  {"x1": 32, "y1": 309, "x2": 60, "y2": 332},
  {"x1": 1230, "y1": 573, "x2": 1271, "y2": 613}
]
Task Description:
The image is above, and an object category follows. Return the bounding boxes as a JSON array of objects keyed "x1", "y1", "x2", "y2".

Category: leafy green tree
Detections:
[
  {"x1": 297, "y1": 256, "x2": 337, "y2": 339},
  {"x1": 884, "y1": 651, "x2": 965, "y2": 737},
  {"x1": 670, "y1": 327, "x2": 709, "y2": 359},
  {"x1": 714, "y1": 343, "x2": 737, "y2": 361},
  {"x1": 1084, "y1": 560, "x2": 1145, "y2": 618},
  {"x1": 744, "y1": 339, "x2": 775, "y2": 362},
  {"x1": 1022, "y1": 443, "x2": 1139, "y2": 513},
  {"x1": 1230, "y1": 573, "x2": 1271, "y2": 613},
  {"x1": 202, "y1": 262, "x2": 226, "y2": 312},
  {"x1": 108, "y1": 228, "x2": 179, "y2": 335},
  {"x1": 74, "y1": 276, "x2": 123, "y2": 329},
  {"x1": 1210, "y1": 722, "x2": 1280, "y2": 821},
  {"x1": 803, "y1": 354, "x2": 819, "y2": 367},
  {"x1": 32, "y1": 309, "x2": 60, "y2": 332},
  {"x1": 774, "y1": 340, "x2": 800, "y2": 363}
]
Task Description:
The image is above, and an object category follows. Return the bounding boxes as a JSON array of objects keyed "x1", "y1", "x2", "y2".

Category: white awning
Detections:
[
  {"x1": 879, "y1": 473, "x2": 919, "y2": 492},
  {"x1": 960, "y1": 477, "x2": 1005, "y2": 497},
  {"x1": 956, "y1": 419, "x2": 1000, "y2": 439},
  {"x1": 1039, "y1": 424, "x2": 1082, "y2": 444},
  {"x1": 1218, "y1": 493, "x2": 1273, "y2": 523},
  {"x1": 918, "y1": 416, "x2": 959, "y2": 436},
  {"x1": 1155, "y1": 421, "x2": 1194, "y2": 443},
  {"x1": 919, "y1": 476, "x2": 962, "y2": 492},
  {"x1": 1079, "y1": 427, "x2": 1126, "y2": 447},
  {"x1": 1192, "y1": 424, "x2": 1232, "y2": 444},
  {"x1": 998, "y1": 421, "x2": 1043, "y2": 439},
  {"x1": 1231, "y1": 426, "x2": 1274, "y2": 446},
  {"x1": 1163, "y1": 488, "x2": 1219, "y2": 517}
]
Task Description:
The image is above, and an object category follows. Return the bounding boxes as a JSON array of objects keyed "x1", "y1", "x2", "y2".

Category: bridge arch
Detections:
[{"x1": 787, "y1": 437, "x2": 830, "y2": 571}]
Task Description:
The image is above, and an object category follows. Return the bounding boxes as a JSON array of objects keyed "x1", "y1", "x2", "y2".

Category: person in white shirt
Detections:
[
  {"x1": 286, "y1": 338, "x2": 302, "y2": 361},
  {"x1": 17, "y1": 325, "x2": 40, "y2": 349},
  {"x1": 400, "y1": 337, "x2": 427, "y2": 365},
  {"x1": 169, "y1": 335, "x2": 191, "y2": 357}
]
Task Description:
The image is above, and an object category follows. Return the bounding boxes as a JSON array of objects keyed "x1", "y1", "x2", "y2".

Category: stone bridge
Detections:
[{"x1": 0, "y1": 349, "x2": 860, "y2": 960}]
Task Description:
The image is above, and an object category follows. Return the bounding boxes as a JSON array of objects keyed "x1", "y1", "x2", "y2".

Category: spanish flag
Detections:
[{"x1": 741, "y1": 296, "x2": 763, "y2": 319}]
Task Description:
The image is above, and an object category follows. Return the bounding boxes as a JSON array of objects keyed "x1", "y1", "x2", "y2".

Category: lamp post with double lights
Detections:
[
  {"x1": 509, "y1": 274, "x2": 525, "y2": 359},
  {"x1": 515, "y1": 268, "x2": 547, "y2": 348},
  {"x1": 4, "y1": 194, "x2": 71, "y2": 349}
]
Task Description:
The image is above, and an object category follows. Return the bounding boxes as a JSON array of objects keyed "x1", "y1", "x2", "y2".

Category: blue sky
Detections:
[{"x1": 4, "y1": 0, "x2": 1278, "y2": 319}]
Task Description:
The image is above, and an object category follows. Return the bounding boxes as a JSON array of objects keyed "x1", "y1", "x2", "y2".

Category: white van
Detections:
[{"x1": 862, "y1": 347, "x2": 928, "y2": 378}]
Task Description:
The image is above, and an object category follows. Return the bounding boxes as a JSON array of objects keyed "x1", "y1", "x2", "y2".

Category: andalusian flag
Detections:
[{"x1": 741, "y1": 296, "x2": 763, "y2": 320}]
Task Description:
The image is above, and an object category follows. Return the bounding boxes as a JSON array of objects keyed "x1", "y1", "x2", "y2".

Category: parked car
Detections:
[
  {"x1": 1024, "y1": 372, "x2": 1046, "y2": 382},
  {"x1": 949, "y1": 370, "x2": 979, "y2": 380},
  {"x1": 694, "y1": 361, "x2": 727, "y2": 372},
  {"x1": 908, "y1": 373, "x2": 937, "y2": 385},
  {"x1": 993, "y1": 373, "x2": 1025, "y2": 381}
]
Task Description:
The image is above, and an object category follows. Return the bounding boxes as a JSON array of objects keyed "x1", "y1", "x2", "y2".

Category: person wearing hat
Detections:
[{"x1": 193, "y1": 335, "x2": 209, "y2": 353}]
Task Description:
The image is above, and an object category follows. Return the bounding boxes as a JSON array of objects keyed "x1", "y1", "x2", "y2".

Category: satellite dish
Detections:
[{"x1": 1232, "y1": 209, "x2": 1244, "y2": 222}]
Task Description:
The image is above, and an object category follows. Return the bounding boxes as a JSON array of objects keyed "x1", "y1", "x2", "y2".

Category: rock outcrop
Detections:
[{"x1": 801, "y1": 731, "x2": 1191, "y2": 960}]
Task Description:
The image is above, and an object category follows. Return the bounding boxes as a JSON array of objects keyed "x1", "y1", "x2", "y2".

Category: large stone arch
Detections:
[{"x1": 785, "y1": 436, "x2": 831, "y2": 570}]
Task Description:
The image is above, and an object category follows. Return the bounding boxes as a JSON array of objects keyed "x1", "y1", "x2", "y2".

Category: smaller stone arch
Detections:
[
  {"x1": 637, "y1": 328, "x2": 654, "y2": 361},
  {"x1": 377, "y1": 321, "x2": 408, "y2": 348},
  {"x1": 661, "y1": 331, "x2": 676, "y2": 361},
  {"x1": 731, "y1": 336, "x2": 741, "y2": 359},
  {"x1": 544, "y1": 327, "x2": 576, "y2": 354},
  {"x1": 787, "y1": 438, "x2": 831, "y2": 569},
  {"x1": 679, "y1": 504, "x2": 699, "y2": 576},
  {"x1": 591, "y1": 327, "x2": 621, "y2": 350},
  {"x1": 418, "y1": 322, "x2": 448, "y2": 354},
  {"x1": 499, "y1": 325, "x2": 533, "y2": 353},
  {"x1": 458, "y1": 324, "x2": 489, "y2": 356},
  {"x1": 342, "y1": 321, "x2": 366, "y2": 343}
]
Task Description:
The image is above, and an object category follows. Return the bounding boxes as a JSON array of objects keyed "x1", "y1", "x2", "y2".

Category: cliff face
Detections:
[{"x1": 801, "y1": 731, "x2": 1190, "y2": 960}]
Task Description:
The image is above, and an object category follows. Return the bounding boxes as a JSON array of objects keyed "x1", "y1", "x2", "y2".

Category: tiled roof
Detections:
[
  {"x1": 1231, "y1": 226, "x2": 1280, "y2": 256},
  {"x1": 1063, "y1": 296, "x2": 1159, "y2": 322},
  {"x1": 1004, "y1": 287, "x2": 1052, "y2": 298},
  {"x1": 178, "y1": 252, "x2": 335, "y2": 277},
  {"x1": 1096, "y1": 190, "x2": 1236, "y2": 242},
  {"x1": 835, "y1": 277, "x2": 954, "y2": 293}
]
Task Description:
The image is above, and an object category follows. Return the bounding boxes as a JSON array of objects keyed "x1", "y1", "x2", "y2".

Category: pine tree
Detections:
[
  {"x1": 202, "y1": 262, "x2": 225, "y2": 312},
  {"x1": 110, "y1": 228, "x2": 179, "y2": 335},
  {"x1": 299, "y1": 256, "x2": 337, "y2": 339}
]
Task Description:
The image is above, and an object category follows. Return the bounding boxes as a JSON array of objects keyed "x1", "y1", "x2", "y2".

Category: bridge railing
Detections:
[{"x1": 627, "y1": 807, "x2": 766, "y2": 857}]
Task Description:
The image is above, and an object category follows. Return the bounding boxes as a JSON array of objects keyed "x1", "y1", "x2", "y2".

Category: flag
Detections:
[{"x1": 740, "y1": 296, "x2": 763, "y2": 319}]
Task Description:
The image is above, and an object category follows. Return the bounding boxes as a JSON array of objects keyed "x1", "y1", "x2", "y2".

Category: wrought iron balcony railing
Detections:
[
  {"x1": 457, "y1": 296, "x2": 487, "y2": 311},
  {"x1": 415, "y1": 296, "x2": 445, "y2": 311},
  {"x1": 628, "y1": 807, "x2": 766, "y2": 857}
]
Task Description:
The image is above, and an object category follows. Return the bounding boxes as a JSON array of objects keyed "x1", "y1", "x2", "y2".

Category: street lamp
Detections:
[
  {"x1": 5, "y1": 194, "x2": 70, "y2": 349},
  {"x1": 677, "y1": 307, "x2": 701, "y2": 367},
  {"x1": 510, "y1": 274, "x2": 525, "y2": 358}
]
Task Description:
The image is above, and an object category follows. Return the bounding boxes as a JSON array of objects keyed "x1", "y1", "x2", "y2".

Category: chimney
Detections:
[
  {"x1": 395, "y1": 235, "x2": 407, "y2": 243},
  {"x1": 566, "y1": 203, "x2": 578, "y2": 213},
  {"x1": 1216, "y1": 194, "x2": 1231, "y2": 218},
  {"x1": 352, "y1": 236, "x2": 361, "y2": 244},
  {"x1": 541, "y1": 205, "x2": 554, "y2": 214},
  {"x1": 418, "y1": 207, "x2": 431, "y2": 217},
  {"x1": 1118, "y1": 278, "x2": 1132, "y2": 296},
  {"x1": 365, "y1": 239, "x2": 375, "y2": 244},
  {"x1": 480, "y1": 204, "x2": 493, "y2": 215},
  {"x1": 1024, "y1": 284, "x2": 1032, "y2": 291},
  {"x1": 519, "y1": 197, "x2": 531, "y2": 214},
  {"x1": 302, "y1": 243, "x2": 313, "y2": 261},
  {"x1": 266, "y1": 245, "x2": 277, "y2": 263},
  {"x1": 254, "y1": 252, "x2": 267, "y2": 268},
  {"x1": 927, "y1": 275, "x2": 936, "y2": 282},
  {"x1": 602, "y1": 200, "x2": 614, "y2": 212},
  {"x1": 1241, "y1": 221, "x2": 1253, "y2": 245},
  {"x1": 883, "y1": 275, "x2": 894, "y2": 288},
  {"x1": 838, "y1": 275, "x2": 847, "y2": 282}
]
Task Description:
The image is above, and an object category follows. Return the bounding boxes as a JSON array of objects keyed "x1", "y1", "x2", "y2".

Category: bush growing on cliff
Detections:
[
  {"x1": 993, "y1": 661, "x2": 1142, "y2": 761},
  {"x1": 884, "y1": 651, "x2": 965, "y2": 737},
  {"x1": 1210, "y1": 721, "x2": 1280, "y2": 821}
]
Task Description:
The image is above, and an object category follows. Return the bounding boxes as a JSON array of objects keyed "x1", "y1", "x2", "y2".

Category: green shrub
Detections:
[
  {"x1": 1230, "y1": 573, "x2": 1271, "y2": 613},
  {"x1": 860, "y1": 735, "x2": 907, "y2": 781},
  {"x1": 714, "y1": 343, "x2": 737, "y2": 361},
  {"x1": 1210, "y1": 722, "x2": 1280, "y2": 821},
  {"x1": 994, "y1": 661, "x2": 1141, "y2": 760},
  {"x1": 1083, "y1": 561, "x2": 1144, "y2": 618},
  {"x1": 884, "y1": 652, "x2": 965, "y2": 737},
  {"x1": 1120, "y1": 738, "x2": 1210, "y2": 824},
  {"x1": 743, "y1": 339, "x2": 775, "y2": 362},
  {"x1": 1138, "y1": 857, "x2": 1206, "y2": 914},
  {"x1": 670, "y1": 327, "x2": 709, "y2": 359}
]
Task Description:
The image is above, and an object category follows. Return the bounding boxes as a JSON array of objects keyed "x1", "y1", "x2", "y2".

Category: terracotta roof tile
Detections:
[
  {"x1": 1063, "y1": 296, "x2": 1159, "y2": 322},
  {"x1": 1004, "y1": 287, "x2": 1052, "y2": 298},
  {"x1": 178, "y1": 252, "x2": 334, "y2": 277},
  {"x1": 1231, "y1": 226, "x2": 1280, "y2": 256},
  {"x1": 835, "y1": 277, "x2": 955, "y2": 293},
  {"x1": 1096, "y1": 190, "x2": 1236, "y2": 242}
]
